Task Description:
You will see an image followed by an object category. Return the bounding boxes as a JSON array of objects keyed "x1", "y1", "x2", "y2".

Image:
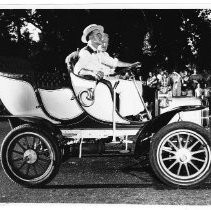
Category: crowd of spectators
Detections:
[{"x1": 145, "y1": 67, "x2": 211, "y2": 103}]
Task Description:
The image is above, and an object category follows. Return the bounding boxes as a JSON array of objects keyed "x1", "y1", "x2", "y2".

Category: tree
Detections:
[{"x1": 1, "y1": 9, "x2": 211, "y2": 75}]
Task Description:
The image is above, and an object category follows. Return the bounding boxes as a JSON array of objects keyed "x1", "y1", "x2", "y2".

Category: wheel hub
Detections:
[
  {"x1": 23, "y1": 149, "x2": 37, "y2": 164},
  {"x1": 176, "y1": 148, "x2": 191, "y2": 163}
]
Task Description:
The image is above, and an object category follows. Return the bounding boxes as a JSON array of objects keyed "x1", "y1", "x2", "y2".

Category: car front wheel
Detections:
[{"x1": 149, "y1": 121, "x2": 211, "y2": 188}]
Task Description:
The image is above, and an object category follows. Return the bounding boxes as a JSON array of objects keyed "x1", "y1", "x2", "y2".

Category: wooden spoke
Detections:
[
  {"x1": 167, "y1": 140, "x2": 179, "y2": 151},
  {"x1": 189, "y1": 161, "x2": 200, "y2": 172},
  {"x1": 184, "y1": 163, "x2": 190, "y2": 176},
  {"x1": 18, "y1": 160, "x2": 27, "y2": 170},
  {"x1": 192, "y1": 157, "x2": 205, "y2": 163},
  {"x1": 168, "y1": 160, "x2": 178, "y2": 170},
  {"x1": 32, "y1": 164, "x2": 38, "y2": 176},
  {"x1": 162, "y1": 156, "x2": 176, "y2": 161},
  {"x1": 191, "y1": 149, "x2": 206, "y2": 155},
  {"x1": 17, "y1": 142, "x2": 26, "y2": 152},
  {"x1": 188, "y1": 140, "x2": 199, "y2": 151},
  {"x1": 12, "y1": 150, "x2": 24, "y2": 155},
  {"x1": 24, "y1": 137, "x2": 30, "y2": 149},
  {"x1": 25, "y1": 164, "x2": 30, "y2": 176},
  {"x1": 32, "y1": 137, "x2": 37, "y2": 149},
  {"x1": 13, "y1": 157, "x2": 23, "y2": 162},
  {"x1": 38, "y1": 150, "x2": 49, "y2": 155},
  {"x1": 36, "y1": 161, "x2": 46, "y2": 171},
  {"x1": 162, "y1": 146, "x2": 176, "y2": 154},
  {"x1": 177, "y1": 134, "x2": 182, "y2": 149},
  {"x1": 177, "y1": 162, "x2": 183, "y2": 175},
  {"x1": 184, "y1": 134, "x2": 190, "y2": 148},
  {"x1": 39, "y1": 157, "x2": 50, "y2": 163}
]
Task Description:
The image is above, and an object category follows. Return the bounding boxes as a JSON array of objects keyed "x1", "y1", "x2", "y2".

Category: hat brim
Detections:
[
  {"x1": 81, "y1": 25, "x2": 104, "y2": 43},
  {"x1": 81, "y1": 34, "x2": 88, "y2": 43}
]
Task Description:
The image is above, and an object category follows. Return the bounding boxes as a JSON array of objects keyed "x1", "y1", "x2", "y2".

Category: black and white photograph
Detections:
[{"x1": 0, "y1": 0, "x2": 211, "y2": 206}]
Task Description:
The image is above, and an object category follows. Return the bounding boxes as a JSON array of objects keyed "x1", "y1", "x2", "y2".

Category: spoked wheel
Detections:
[
  {"x1": 150, "y1": 122, "x2": 211, "y2": 188},
  {"x1": 1, "y1": 124, "x2": 61, "y2": 187}
]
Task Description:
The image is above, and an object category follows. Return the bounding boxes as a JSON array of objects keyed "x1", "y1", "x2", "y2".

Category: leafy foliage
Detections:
[{"x1": 0, "y1": 9, "x2": 211, "y2": 76}]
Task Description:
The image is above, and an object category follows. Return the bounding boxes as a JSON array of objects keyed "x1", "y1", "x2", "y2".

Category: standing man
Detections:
[
  {"x1": 189, "y1": 68, "x2": 203, "y2": 94},
  {"x1": 170, "y1": 69, "x2": 182, "y2": 97}
]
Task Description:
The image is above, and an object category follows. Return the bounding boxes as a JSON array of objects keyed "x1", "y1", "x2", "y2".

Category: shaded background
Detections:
[{"x1": 0, "y1": 9, "x2": 211, "y2": 79}]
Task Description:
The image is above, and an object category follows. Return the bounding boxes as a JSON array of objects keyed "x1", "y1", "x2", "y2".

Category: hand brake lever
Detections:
[{"x1": 113, "y1": 81, "x2": 120, "y2": 89}]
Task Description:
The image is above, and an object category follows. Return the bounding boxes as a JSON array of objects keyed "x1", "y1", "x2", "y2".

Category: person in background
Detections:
[
  {"x1": 202, "y1": 70, "x2": 211, "y2": 112},
  {"x1": 170, "y1": 69, "x2": 182, "y2": 97},
  {"x1": 189, "y1": 68, "x2": 203, "y2": 95},
  {"x1": 160, "y1": 70, "x2": 171, "y2": 94},
  {"x1": 147, "y1": 71, "x2": 158, "y2": 89},
  {"x1": 195, "y1": 82, "x2": 203, "y2": 98},
  {"x1": 145, "y1": 71, "x2": 158, "y2": 116},
  {"x1": 156, "y1": 69, "x2": 163, "y2": 85},
  {"x1": 181, "y1": 69, "x2": 190, "y2": 96}
]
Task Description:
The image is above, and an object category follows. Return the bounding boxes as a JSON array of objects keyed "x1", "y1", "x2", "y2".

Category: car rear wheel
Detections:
[
  {"x1": 149, "y1": 121, "x2": 211, "y2": 188},
  {"x1": 1, "y1": 124, "x2": 61, "y2": 187}
]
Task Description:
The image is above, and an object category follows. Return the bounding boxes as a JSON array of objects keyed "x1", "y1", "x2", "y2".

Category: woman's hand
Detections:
[
  {"x1": 95, "y1": 71, "x2": 104, "y2": 80},
  {"x1": 130, "y1": 61, "x2": 141, "y2": 68}
]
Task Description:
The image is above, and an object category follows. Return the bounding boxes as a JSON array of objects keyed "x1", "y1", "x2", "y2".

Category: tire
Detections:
[
  {"x1": 149, "y1": 121, "x2": 211, "y2": 188},
  {"x1": 1, "y1": 124, "x2": 61, "y2": 187}
]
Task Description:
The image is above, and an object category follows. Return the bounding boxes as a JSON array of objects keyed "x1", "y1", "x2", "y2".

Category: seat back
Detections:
[
  {"x1": 65, "y1": 50, "x2": 80, "y2": 74},
  {"x1": 0, "y1": 75, "x2": 46, "y2": 118}
]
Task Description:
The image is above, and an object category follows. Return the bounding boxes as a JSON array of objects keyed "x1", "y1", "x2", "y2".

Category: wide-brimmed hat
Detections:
[{"x1": 81, "y1": 24, "x2": 104, "y2": 43}]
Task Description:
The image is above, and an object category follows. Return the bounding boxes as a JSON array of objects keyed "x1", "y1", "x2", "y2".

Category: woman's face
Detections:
[{"x1": 101, "y1": 34, "x2": 109, "y2": 51}]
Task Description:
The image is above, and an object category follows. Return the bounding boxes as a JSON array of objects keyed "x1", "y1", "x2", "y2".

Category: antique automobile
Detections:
[{"x1": 0, "y1": 60, "x2": 210, "y2": 188}]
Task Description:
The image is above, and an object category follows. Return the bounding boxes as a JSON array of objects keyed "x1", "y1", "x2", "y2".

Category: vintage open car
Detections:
[{"x1": 0, "y1": 61, "x2": 210, "y2": 188}]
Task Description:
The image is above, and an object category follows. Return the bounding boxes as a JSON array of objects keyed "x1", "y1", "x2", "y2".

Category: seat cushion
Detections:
[
  {"x1": 0, "y1": 71, "x2": 71, "y2": 90},
  {"x1": 35, "y1": 72, "x2": 70, "y2": 89},
  {"x1": 0, "y1": 56, "x2": 71, "y2": 90}
]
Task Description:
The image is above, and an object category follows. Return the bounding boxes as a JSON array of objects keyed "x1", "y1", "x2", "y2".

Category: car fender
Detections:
[
  {"x1": 134, "y1": 105, "x2": 205, "y2": 157},
  {"x1": 0, "y1": 115, "x2": 62, "y2": 137}
]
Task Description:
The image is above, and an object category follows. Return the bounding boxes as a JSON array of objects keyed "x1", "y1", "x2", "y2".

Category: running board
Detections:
[{"x1": 61, "y1": 128, "x2": 139, "y2": 139}]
